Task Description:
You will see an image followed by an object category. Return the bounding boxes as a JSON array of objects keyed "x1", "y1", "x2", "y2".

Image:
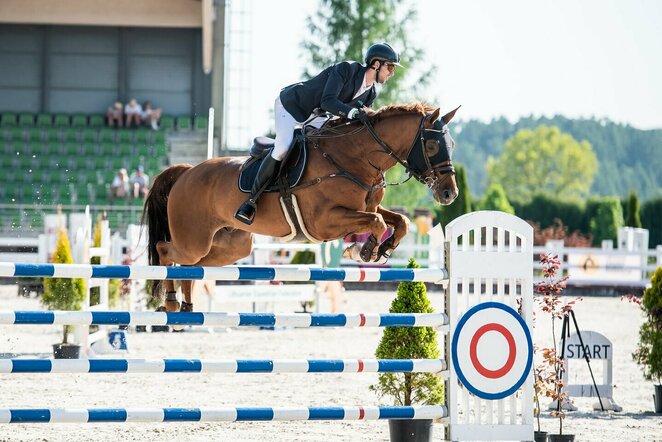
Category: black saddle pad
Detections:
[{"x1": 238, "y1": 137, "x2": 307, "y2": 193}]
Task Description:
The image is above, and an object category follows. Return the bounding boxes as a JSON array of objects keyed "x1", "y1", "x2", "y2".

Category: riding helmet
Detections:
[{"x1": 364, "y1": 43, "x2": 402, "y2": 66}]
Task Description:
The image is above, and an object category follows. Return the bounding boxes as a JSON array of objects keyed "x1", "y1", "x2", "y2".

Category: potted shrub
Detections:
[
  {"x1": 370, "y1": 258, "x2": 444, "y2": 442},
  {"x1": 535, "y1": 253, "x2": 579, "y2": 442},
  {"x1": 632, "y1": 266, "x2": 662, "y2": 413},
  {"x1": 41, "y1": 228, "x2": 86, "y2": 359}
]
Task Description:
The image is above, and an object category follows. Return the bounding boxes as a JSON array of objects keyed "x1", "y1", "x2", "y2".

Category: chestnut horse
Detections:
[{"x1": 142, "y1": 103, "x2": 459, "y2": 312}]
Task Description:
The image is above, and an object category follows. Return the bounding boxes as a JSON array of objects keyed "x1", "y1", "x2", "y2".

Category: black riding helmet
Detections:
[{"x1": 364, "y1": 43, "x2": 403, "y2": 67}]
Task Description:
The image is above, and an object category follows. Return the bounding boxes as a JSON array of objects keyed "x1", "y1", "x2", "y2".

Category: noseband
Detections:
[{"x1": 362, "y1": 116, "x2": 455, "y2": 188}]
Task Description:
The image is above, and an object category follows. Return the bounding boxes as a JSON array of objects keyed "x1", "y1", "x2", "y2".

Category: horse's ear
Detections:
[
  {"x1": 441, "y1": 105, "x2": 462, "y2": 124},
  {"x1": 429, "y1": 108, "x2": 441, "y2": 122}
]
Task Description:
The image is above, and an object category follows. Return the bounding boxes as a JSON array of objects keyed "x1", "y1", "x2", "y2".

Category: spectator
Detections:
[
  {"x1": 124, "y1": 99, "x2": 143, "y2": 128},
  {"x1": 130, "y1": 165, "x2": 150, "y2": 199},
  {"x1": 142, "y1": 101, "x2": 162, "y2": 130},
  {"x1": 110, "y1": 168, "x2": 130, "y2": 199},
  {"x1": 107, "y1": 102, "x2": 123, "y2": 128}
]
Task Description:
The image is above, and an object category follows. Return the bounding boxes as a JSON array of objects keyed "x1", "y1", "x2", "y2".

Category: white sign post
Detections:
[{"x1": 561, "y1": 330, "x2": 622, "y2": 411}]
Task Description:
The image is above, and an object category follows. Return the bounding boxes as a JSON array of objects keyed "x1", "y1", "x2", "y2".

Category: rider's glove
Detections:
[{"x1": 349, "y1": 108, "x2": 369, "y2": 123}]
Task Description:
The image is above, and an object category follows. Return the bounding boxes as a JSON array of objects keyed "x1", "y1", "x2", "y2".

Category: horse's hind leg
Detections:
[{"x1": 178, "y1": 229, "x2": 254, "y2": 312}]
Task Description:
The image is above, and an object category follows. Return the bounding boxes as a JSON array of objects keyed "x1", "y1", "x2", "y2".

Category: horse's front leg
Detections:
[
  {"x1": 375, "y1": 206, "x2": 410, "y2": 263},
  {"x1": 330, "y1": 209, "x2": 389, "y2": 263}
]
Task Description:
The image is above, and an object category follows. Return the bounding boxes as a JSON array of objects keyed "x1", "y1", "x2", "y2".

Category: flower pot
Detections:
[
  {"x1": 534, "y1": 430, "x2": 549, "y2": 442},
  {"x1": 52, "y1": 343, "x2": 80, "y2": 359},
  {"x1": 388, "y1": 419, "x2": 433, "y2": 442},
  {"x1": 548, "y1": 435, "x2": 575, "y2": 442},
  {"x1": 654, "y1": 384, "x2": 662, "y2": 414}
]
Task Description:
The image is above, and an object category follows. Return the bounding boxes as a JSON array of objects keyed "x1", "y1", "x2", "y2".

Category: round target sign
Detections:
[{"x1": 451, "y1": 302, "x2": 533, "y2": 400}]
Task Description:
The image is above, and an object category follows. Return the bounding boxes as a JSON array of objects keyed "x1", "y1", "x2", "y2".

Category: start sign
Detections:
[{"x1": 452, "y1": 302, "x2": 533, "y2": 400}]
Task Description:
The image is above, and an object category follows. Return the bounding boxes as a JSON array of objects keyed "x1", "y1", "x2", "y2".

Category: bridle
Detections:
[{"x1": 361, "y1": 114, "x2": 455, "y2": 189}]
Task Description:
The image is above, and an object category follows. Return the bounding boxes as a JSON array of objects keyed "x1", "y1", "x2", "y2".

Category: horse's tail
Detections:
[{"x1": 141, "y1": 164, "x2": 193, "y2": 267}]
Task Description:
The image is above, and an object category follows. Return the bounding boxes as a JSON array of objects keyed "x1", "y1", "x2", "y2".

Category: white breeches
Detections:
[{"x1": 272, "y1": 96, "x2": 327, "y2": 161}]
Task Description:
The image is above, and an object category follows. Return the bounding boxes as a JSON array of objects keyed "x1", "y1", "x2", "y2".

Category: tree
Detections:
[
  {"x1": 487, "y1": 125, "x2": 598, "y2": 203},
  {"x1": 41, "y1": 229, "x2": 86, "y2": 344},
  {"x1": 381, "y1": 165, "x2": 435, "y2": 214},
  {"x1": 434, "y1": 164, "x2": 471, "y2": 227},
  {"x1": 625, "y1": 190, "x2": 643, "y2": 228},
  {"x1": 371, "y1": 259, "x2": 444, "y2": 406},
  {"x1": 302, "y1": 0, "x2": 434, "y2": 106},
  {"x1": 476, "y1": 183, "x2": 514, "y2": 214},
  {"x1": 589, "y1": 196, "x2": 624, "y2": 246}
]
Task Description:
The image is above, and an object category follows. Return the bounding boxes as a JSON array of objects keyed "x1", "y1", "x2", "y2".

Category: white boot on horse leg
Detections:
[{"x1": 342, "y1": 243, "x2": 363, "y2": 262}]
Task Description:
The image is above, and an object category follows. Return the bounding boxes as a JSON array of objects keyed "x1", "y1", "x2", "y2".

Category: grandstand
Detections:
[{"x1": 0, "y1": 0, "x2": 227, "y2": 233}]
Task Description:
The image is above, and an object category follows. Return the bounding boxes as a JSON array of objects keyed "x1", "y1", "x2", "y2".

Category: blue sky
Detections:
[{"x1": 229, "y1": 0, "x2": 662, "y2": 146}]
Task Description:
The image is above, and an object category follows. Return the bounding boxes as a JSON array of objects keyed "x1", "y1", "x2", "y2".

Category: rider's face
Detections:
[{"x1": 377, "y1": 62, "x2": 396, "y2": 84}]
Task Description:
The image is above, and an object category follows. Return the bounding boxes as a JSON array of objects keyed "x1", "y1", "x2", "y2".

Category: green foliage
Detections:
[
  {"x1": 454, "y1": 115, "x2": 662, "y2": 200},
  {"x1": 381, "y1": 165, "x2": 435, "y2": 213},
  {"x1": 641, "y1": 197, "x2": 662, "y2": 247},
  {"x1": 371, "y1": 259, "x2": 444, "y2": 406},
  {"x1": 302, "y1": 0, "x2": 434, "y2": 106},
  {"x1": 476, "y1": 183, "x2": 514, "y2": 214},
  {"x1": 588, "y1": 196, "x2": 623, "y2": 246},
  {"x1": 625, "y1": 191, "x2": 643, "y2": 228},
  {"x1": 512, "y1": 194, "x2": 585, "y2": 234},
  {"x1": 633, "y1": 267, "x2": 662, "y2": 384},
  {"x1": 434, "y1": 164, "x2": 471, "y2": 227},
  {"x1": 487, "y1": 125, "x2": 597, "y2": 204},
  {"x1": 41, "y1": 229, "x2": 85, "y2": 343}
]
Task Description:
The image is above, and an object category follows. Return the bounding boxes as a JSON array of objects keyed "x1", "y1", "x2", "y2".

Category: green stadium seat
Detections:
[
  {"x1": 118, "y1": 143, "x2": 132, "y2": 156},
  {"x1": 10, "y1": 127, "x2": 23, "y2": 141},
  {"x1": 64, "y1": 129, "x2": 79, "y2": 144},
  {"x1": 154, "y1": 131, "x2": 165, "y2": 144},
  {"x1": 176, "y1": 116, "x2": 192, "y2": 131},
  {"x1": 1, "y1": 113, "x2": 17, "y2": 127},
  {"x1": 195, "y1": 116, "x2": 208, "y2": 131},
  {"x1": 27, "y1": 127, "x2": 43, "y2": 142},
  {"x1": 135, "y1": 129, "x2": 150, "y2": 145},
  {"x1": 94, "y1": 157, "x2": 108, "y2": 170},
  {"x1": 46, "y1": 128, "x2": 60, "y2": 142},
  {"x1": 89, "y1": 114, "x2": 105, "y2": 127},
  {"x1": 53, "y1": 114, "x2": 70, "y2": 127},
  {"x1": 160, "y1": 116, "x2": 174, "y2": 130},
  {"x1": 97, "y1": 142, "x2": 112, "y2": 155},
  {"x1": 61, "y1": 142, "x2": 77, "y2": 156},
  {"x1": 18, "y1": 113, "x2": 34, "y2": 127},
  {"x1": 81, "y1": 128, "x2": 96, "y2": 143},
  {"x1": 71, "y1": 114, "x2": 87, "y2": 128},
  {"x1": 118, "y1": 130, "x2": 132, "y2": 144},
  {"x1": 99, "y1": 128, "x2": 115, "y2": 143},
  {"x1": 81, "y1": 142, "x2": 97, "y2": 155},
  {"x1": 36, "y1": 113, "x2": 52, "y2": 127},
  {"x1": 153, "y1": 142, "x2": 168, "y2": 157}
]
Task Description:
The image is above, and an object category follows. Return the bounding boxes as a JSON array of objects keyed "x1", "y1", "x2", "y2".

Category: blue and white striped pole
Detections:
[
  {"x1": 0, "y1": 406, "x2": 447, "y2": 423},
  {"x1": 0, "y1": 262, "x2": 448, "y2": 283},
  {"x1": 0, "y1": 311, "x2": 448, "y2": 328},
  {"x1": 0, "y1": 358, "x2": 448, "y2": 374}
]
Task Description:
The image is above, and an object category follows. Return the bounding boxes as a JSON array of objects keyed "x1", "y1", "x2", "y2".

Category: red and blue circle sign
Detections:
[{"x1": 451, "y1": 301, "x2": 533, "y2": 400}]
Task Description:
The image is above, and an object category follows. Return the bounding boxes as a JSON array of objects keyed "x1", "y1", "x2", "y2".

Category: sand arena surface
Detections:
[{"x1": 1, "y1": 285, "x2": 660, "y2": 441}]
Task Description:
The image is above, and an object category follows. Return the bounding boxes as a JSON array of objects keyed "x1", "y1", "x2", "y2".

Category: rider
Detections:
[{"x1": 234, "y1": 42, "x2": 402, "y2": 225}]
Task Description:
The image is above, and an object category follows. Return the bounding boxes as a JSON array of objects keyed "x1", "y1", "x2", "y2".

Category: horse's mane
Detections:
[
  {"x1": 372, "y1": 102, "x2": 435, "y2": 119},
  {"x1": 322, "y1": 102, "x2": 434, "y2": 131}
]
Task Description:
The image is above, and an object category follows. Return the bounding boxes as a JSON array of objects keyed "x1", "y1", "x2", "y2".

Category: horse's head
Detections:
[{"x1": 405, "y1": 106, "x2": 460, "y2": 205}]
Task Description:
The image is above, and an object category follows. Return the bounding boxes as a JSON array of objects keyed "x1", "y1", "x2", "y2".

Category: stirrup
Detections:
[{"x1": 235, "y1": 200, "x2": 257, "y2": 224}]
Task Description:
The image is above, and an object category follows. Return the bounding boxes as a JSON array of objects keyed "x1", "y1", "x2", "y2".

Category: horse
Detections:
[{"x1": 142, "y1": 102, "x2": 460, "y2": 312}]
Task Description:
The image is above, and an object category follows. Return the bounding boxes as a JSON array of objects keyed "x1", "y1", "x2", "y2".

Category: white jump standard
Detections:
[{"x1": 0, "y1": 211, "x2": 534, "y2": 441}]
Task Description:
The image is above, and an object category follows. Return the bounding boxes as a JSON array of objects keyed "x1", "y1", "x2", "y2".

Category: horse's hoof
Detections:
[
  {"x1": 360, "y1": 235, "x2": 379, "y2": 262},
  {"x1": 165, "y1": 300, "x2": 181, "y2": 312},
  {"x1": 180, "y1": 301, "x2": 194, "y2": 313}
]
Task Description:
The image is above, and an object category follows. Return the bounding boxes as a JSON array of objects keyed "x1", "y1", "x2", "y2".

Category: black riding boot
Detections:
[{"x1": 234, "y1": 154, "x2": 281, "y2": 225}]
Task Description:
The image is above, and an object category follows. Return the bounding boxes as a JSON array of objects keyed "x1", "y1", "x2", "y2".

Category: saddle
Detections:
[{"x1": 238, "y1": 129, "x2": 307, "y2": 193}]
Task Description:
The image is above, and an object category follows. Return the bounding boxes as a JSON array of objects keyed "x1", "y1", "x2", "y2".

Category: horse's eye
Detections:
[{"x1": 425, "y1": 139, "x2": 440, "y2": 156}]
